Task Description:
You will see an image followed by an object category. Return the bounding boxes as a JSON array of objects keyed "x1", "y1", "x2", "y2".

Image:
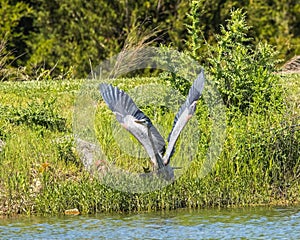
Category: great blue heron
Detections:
[{"x1": 99, "y1": 69, "x2": 205, "y2": 180}]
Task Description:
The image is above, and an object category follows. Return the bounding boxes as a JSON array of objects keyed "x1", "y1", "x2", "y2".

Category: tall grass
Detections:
[{"x1": 0, "y1": 74, "x2": 299, "y2": 216}]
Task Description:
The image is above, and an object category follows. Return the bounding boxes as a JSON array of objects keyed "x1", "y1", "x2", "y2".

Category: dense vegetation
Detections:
[
  {"x1": 0, "y1": 73, "x2": 299, "y2": 216},
  {"x1": 0, "y1": 6, "x2": 299, "y2": 216},
  {"x1": 0, "y1": 0, "x2": 299, "y2": 79}
]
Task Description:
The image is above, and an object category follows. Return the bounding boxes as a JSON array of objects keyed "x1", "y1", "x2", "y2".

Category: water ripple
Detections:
[{"x1": 1, "y1": 206, "x2": 300, "y2": 239}]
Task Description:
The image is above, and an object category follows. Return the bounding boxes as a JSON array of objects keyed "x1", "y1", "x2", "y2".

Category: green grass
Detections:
[{"x1": 0, "y1": 74, "x2": 299, "y2": 216}]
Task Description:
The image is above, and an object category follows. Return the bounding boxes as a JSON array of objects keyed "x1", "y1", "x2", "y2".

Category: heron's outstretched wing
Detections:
[
  {"x1": 99, "y1": 84, "x2": 166, "y2": 166},
  {"x1": 163, "y1": 69, "x2": 205, "y2": 165}
]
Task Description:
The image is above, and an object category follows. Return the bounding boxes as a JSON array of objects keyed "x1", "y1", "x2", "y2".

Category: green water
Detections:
[{"x1": 1, "y1": 206, "x2": 299, "y2": 239}]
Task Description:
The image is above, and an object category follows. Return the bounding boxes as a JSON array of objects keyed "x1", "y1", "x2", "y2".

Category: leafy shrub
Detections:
[
  {"x1": 185, "y1": 0, "x2": 206, "y2": 63},
  {"x1": 156, "y1": 44, "x2": 195, "y2": 96},
  {"x1": 161, "y1": 8, "x2": 283, "y2": 115},
  {"x1": 55, "y1": 136, "x2": 80, "y2": 165},
  {"x1": 1, "y1": 98, "x2": 67, "y2": 131},
  {"x1": 207, "y1": 9, "x2": 283, "y2": 114}
]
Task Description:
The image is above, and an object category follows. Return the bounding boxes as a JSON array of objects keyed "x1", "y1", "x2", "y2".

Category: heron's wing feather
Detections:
[
  {"x1": 99, "y1": 84, "x2": 144, "y2": 120},
  {"x1": 99, "y1": 84, "x2": 166, "y2": 160},
  {"x1": 163, "y1": 70, "x2": 205, "y2": 165}
]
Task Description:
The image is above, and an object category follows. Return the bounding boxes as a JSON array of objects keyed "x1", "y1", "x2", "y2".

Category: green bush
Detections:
[
  {"x1": 55, "y1": 136, "x2": 79, "y2": 165},
  {"x1": 0, "y1": 98, "x2": 67, "y2": 131},
  {"x1": 207, "y1": 9, "x2": 283, "y2": 114}
]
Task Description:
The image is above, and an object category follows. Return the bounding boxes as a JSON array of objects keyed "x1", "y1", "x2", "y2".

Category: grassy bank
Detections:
[{"x1": 0, "y1": 74, "x2": 299, "y2": 216}]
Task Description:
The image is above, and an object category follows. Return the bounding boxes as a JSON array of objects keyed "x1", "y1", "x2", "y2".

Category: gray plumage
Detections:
[{"x1": 99, "y1": 69, "x2": 205, "y2": 180}]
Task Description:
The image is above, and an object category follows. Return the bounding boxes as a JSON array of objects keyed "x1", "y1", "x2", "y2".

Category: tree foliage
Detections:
[
  {"x1": 0, "y1": 0, "x2": 32, "y2": 60},
  {"x1": 0, "y1": 0, "x2": 299, "y2": 79}
]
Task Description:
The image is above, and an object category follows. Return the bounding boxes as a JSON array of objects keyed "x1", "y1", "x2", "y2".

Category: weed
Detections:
[
  {"x1": 208, "y1": 10, "x2": 283, "y2": 115},
  {"x1": 1, "y1": 98, "x2": 67, "y2": 131}
]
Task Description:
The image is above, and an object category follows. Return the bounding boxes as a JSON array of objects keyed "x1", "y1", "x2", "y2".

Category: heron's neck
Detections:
[{"x1": 147, "y1": 127, "x2": 164, "y2": 169}]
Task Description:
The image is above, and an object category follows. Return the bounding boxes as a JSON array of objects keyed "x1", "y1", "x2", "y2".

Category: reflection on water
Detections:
[{"x1": 1, "y1": 206, "x2": 300, "y2": 239}]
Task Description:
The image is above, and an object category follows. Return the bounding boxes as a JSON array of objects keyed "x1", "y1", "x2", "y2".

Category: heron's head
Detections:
[{"x1": 134, "y1": 118, "x2": 151, "y2": 128}]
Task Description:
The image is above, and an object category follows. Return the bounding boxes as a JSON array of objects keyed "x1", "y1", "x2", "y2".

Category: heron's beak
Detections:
[
  {"x1": 134, "y1": 119, "x2": 145, "y2": 123},
  {"x1": 134, "y1": 119, "x2": 147, "y2": 125}
]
